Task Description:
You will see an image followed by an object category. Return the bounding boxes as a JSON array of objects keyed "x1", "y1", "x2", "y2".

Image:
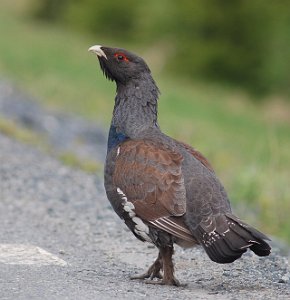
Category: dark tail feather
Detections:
[
  {"x1": 226, "y1": 214, "x2": 271, "y2": 257},
  {"x1": 195, "y1": 213, "x2": 271, "y2": 264},
  {"x1": 250, "y1": 240, "x2": 271, "y2": 256}
]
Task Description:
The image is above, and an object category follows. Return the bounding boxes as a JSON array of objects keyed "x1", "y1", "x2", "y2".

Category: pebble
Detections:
[{"x1": 279, "y1": 273, "x2": 290, "y2": 284}]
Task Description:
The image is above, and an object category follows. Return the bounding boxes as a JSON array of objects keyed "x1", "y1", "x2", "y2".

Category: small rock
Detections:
[
  {"x1": 278, "y1": 273, "x2": 290, "y2": 283},
  {"x1": 208, "y1": 291, "x2": 219, "y2": 295},
  {"x1": 223, "y1": 271, "x2": 231, "y2": 277}
]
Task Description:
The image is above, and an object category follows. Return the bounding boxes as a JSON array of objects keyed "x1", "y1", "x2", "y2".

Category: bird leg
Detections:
[
  {"x1": 146, "y1": 245, "x2": 181, "y2": 286},
  {"x1": 131, "y1": 246, "x2": 181, "y2": 286},
  {"x1": 130, "y1": 251, "x2": 163, "y2": 280}
]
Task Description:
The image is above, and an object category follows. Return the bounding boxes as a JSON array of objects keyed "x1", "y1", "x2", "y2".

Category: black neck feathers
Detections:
[{"x1": 112, "y1": 73, "x2": 160, "y2": 138}]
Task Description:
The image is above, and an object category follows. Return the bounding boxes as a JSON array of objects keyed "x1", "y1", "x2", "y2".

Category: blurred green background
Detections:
[
  {"x1": 0, "y1": 0, "x2": 289, "y2": 243},
  {"x1": 31, "y1": 0, "x2": 290, "y2": 96}
]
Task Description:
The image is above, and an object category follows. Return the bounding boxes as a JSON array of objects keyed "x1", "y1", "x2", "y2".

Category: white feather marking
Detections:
[
  {"x1": 116, "y1": 187, "x2": 151, "y2": 242},
  {"x1": 132, "y1": 217, "x2": 149, "y2": 234},
  {"x1": 160, "y1": 217, "x2": 192, "y2": 234},
  {"x1": 134, "y1": 228, "x2": 152, "y2": 242},
  {"x1": 240, "y1": 244, "x2": 253, "y2": 249},
  {"x1": 116, "y1": 147, "x2": 120, "y2": 157},
  {"x1": 117, "y1": 187, "x2": 136, "y2": 218},
  {"x1": 123, "y1": 205, "x2": 132, "y2": 212},
  {"x1": 123, "y1": 206, "x2": 136, "y2": 217},
  {"x1": 149, "y1": 218, "x2": 195, "y2": 242},
  {"x1": 124, "y1": 201, "x2": 135, "y2": 211},
  {"x1": 208, "y1": 230, "x2": 217, "y2": 236},
  {"x1": 152, "y1": 220, "x2": 163, "y2": 227},
  {"x1": 249, "y1": 240, "x2": 259, "y2": 244},
  {"x1": 117, "y1": 187, "x2": 127, "y2": 200}
]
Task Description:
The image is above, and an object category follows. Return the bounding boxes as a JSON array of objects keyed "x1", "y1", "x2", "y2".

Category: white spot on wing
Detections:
[
  {"x1": 132, "y1": 217, "x2": 149, "y2": 234},
  {"x1": 134, "y1": 229, "x2": 152, "y2": 242},
  {"x1": 117, "y1": 187, "x2": 126, "y2": 198},
  {"x1": 123, "y1": 203, "x2": 134, "y2": 212},
  {"x1": 117, "y1": 187, "x2": 135, "y2": 217},
  {"x1": 116, "y1": 187, "x2": 152, "y2": 243},
  {"x1": 116, "y1": 147, "x2": 120, "y2": 157}
]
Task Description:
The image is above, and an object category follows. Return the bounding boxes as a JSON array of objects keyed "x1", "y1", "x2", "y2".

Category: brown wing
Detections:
[
  {"x1": 113, "y1": 139, "x2": 194, "y2": 241},
  {"x1": 175, "y1": 140, "x2": 214, "y2": 172}
]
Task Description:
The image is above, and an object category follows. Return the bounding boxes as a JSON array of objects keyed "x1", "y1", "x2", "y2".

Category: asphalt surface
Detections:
[{"x1": 0, "y1": 83, "x2": 290, "y2": 299}]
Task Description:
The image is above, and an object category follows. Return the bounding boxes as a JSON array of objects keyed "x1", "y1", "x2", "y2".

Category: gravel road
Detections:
[
  {"x1": 0, "y1": 83, "x2": 290, "y2": 299},
  {"x1": 0, "y1": 80, "x2": 107, "y2": 165}
]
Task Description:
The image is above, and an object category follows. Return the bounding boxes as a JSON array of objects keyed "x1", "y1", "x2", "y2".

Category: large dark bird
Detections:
[{"x1": 89, "y1": 45, "x2": 271, "y2": 286}]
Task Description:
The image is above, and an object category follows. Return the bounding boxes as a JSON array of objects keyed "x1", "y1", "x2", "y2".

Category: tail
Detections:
[{"x1": 194, "y1": 213, "x2": 271, "y2": 264}]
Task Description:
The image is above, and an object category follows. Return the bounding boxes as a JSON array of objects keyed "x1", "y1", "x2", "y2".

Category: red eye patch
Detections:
[{"x1": 114, "y1": 52, "x2": 129, "y2": 62}]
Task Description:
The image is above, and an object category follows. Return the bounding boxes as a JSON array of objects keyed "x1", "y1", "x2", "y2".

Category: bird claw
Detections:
[
  {"x1": 150, "y1": 272, "x2": 163, "y2": 280},
  {"x1": 144, "y1": 277, "x2": 184, "y2": 287},
  {"x1": 130, "y1": 271, "x2": 163, "y2": 281},
  {"x1": 131, "y1": 256, "x2": 163, "y2": 281}
]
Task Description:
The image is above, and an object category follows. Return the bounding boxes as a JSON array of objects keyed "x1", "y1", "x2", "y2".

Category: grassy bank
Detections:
[{"x1": 1, "y1": 0, "x2": 290, "y2": 243}]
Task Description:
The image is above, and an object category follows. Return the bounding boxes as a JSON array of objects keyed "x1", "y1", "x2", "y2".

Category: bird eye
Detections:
[{"x1": 114, "y1": 52, "x2": 129, "y2": 62}]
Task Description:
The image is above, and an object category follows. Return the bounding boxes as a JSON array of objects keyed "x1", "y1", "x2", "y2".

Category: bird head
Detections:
[{"x1": 89, "y1": 45, "x2": 151, "y2": 85}]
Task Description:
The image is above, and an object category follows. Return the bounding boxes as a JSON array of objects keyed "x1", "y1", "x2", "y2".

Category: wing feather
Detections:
[{"x1": 113, "y1": 139, "x2": 193, "y2": 241}]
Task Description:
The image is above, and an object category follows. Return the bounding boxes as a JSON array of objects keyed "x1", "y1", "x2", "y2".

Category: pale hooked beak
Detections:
[{"x1": 88, "y1": 45, "x2": 107, "y2": 60}]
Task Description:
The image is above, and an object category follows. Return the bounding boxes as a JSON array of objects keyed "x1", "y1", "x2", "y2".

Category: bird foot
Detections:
[
  {"x1": 144, "y1": 277, "x2": 184, "y2": 287},
  {"x1": 130, "y1": 271, "x2": 163, "y2": 281},
  {"x1": 130, "y1": 247, "x2": 185, "y2": 286},
  {"x1": 130, "y1": 267, "x2": 163, "y2": 281},
  {"x1": 131, "y1": 256, "x2": 163, "y2": 281}
]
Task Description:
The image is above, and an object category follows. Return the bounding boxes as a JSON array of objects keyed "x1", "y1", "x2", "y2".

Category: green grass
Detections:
[
  {"x1": 1, "y1": 0, "x2": 290, "y2": 243},
  {"x1": 0, "y1": 117, "x2": 44, "y2": 146},
  {"x1": 59, "y1": 151, "x2": 103, "y2": 174}
]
